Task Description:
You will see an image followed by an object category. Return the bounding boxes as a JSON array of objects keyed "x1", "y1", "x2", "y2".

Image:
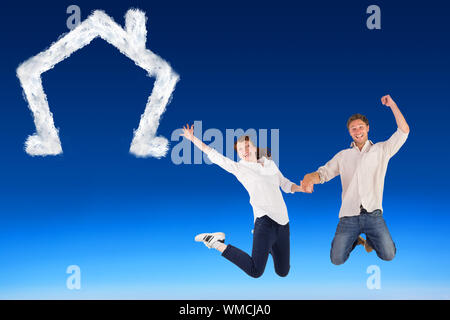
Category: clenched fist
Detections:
[{"x1": 381, "y1": 94, "x2": 397, "y2": 108}]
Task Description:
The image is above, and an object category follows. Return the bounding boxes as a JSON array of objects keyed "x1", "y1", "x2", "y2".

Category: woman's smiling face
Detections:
[{"x1": 236, "y1": 139, "x2": 258, "y2": 162}]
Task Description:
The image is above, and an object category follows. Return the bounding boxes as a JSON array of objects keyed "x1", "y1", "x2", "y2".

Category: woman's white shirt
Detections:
[{"x1": 205, "y1": 148, "x2": 294, "y2": 225}]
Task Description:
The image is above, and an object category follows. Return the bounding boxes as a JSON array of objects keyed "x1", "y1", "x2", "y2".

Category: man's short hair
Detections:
[{"x1": 347, "y1": 114, "x2": 369, "y2": 129}]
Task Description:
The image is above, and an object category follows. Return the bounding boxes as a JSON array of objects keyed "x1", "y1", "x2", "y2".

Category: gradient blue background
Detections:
[{"x1": 1, "y1": 0, "x2": 449, "y2": 299}]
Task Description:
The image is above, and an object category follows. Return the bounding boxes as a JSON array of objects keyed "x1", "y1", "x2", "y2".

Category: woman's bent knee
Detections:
[{"x1": 275, "y1": 266, "x2": 290, "y2": 277}]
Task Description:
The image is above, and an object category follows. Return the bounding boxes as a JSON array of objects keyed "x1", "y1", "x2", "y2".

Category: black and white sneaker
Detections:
[{"x1": 194, "y1": 232, "x2": 225, "y2": 249}]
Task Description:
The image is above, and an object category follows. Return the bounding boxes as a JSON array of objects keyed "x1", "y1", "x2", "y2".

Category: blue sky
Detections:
[{"x1": 0, "y1": 0, "x2": 449, "y2": 299}]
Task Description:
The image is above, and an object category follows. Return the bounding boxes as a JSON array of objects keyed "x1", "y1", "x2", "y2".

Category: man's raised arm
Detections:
[{"x1": 381, "y1": 95, "x2": 410, "y2": 134}]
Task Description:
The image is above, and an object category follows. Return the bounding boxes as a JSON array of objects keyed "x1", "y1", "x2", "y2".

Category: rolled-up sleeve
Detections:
[
  {"x1": 381, "y1": 128, "x2": 409, "y2": 159},
  {"x1": 205, "y1": 148, "x2": 240, "y2": 176},
  {"x1": 317, "y1": 151, "x2": 342, "y2": 184}
]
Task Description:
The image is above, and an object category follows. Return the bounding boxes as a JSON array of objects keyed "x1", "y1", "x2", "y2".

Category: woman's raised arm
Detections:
[
  {"x1": 180, "y1": 123, "x2": 239, "y2": 176},
  {"x1": 181, "y1": 123, "x2": 211, "y2": 153}
]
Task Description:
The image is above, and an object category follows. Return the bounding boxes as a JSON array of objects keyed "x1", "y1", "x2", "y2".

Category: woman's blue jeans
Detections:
[{"x1": 222, "y1": 215, "x2": 290, "y2": 278}]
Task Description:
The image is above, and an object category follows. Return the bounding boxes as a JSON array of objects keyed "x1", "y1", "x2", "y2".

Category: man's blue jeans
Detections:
[{"x1": 330, "y1": 209, "x2": 396, "y2": 265}]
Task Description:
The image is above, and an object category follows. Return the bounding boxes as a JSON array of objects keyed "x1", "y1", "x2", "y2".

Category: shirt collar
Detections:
[
  {"x1": 239, "y1": 156, "x2": 268, "y2": 167},
  {"x1": 350, "y1": 139, "x2": 373, "y2": 152}
]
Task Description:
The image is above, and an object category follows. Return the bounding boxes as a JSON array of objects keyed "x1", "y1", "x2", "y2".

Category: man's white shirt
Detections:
[{"x1": 317, "y1": 128, "x2": 409, "y2": 218}]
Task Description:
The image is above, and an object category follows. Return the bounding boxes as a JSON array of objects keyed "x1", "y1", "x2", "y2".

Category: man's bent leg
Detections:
[
  {"x1": 330, "y1": 216, "x2": 361, "y2": 265},
  {"x1": 363, "y1": 212, "x2": 396, "y2": 261}
]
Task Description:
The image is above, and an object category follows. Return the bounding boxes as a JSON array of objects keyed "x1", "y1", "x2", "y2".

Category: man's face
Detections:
[{"x1": 348, "y1": 119, "x2": 369, "y2": 146}]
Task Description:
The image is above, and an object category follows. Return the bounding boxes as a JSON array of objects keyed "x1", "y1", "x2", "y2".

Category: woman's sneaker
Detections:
[{"x1": 195, "y1": 232, "x2": 225, "y2": 249}]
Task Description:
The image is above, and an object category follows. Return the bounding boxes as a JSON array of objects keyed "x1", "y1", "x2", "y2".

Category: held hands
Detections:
[
  {"x1": 381, "y1": 94, "x2": 397, "y2": 108},
  {"x1": 292, "y1": 184, "x2": 311, "y2": 193},
  {"x1": 293, "y1": 180, "x2": 314, "y2": 194},
  {"x1": 300, "y1": 173, "x2": 315, "y2": 194},
  {"x1": 181, "y1": 123, "x2": 195, "y2": 141},
  {"x1": 300, "y1": 181, "x2": 314, "y2": 193}
]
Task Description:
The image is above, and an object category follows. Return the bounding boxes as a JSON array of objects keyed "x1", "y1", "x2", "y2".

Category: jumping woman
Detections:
[{"x1": 181, "y1": 123, "x2": 308, "y2": 278}]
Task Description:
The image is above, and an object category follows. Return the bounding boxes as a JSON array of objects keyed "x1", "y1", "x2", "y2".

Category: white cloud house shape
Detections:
[{"x1": 16, "y1": 8, "x2": 180, "y2": 158}]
